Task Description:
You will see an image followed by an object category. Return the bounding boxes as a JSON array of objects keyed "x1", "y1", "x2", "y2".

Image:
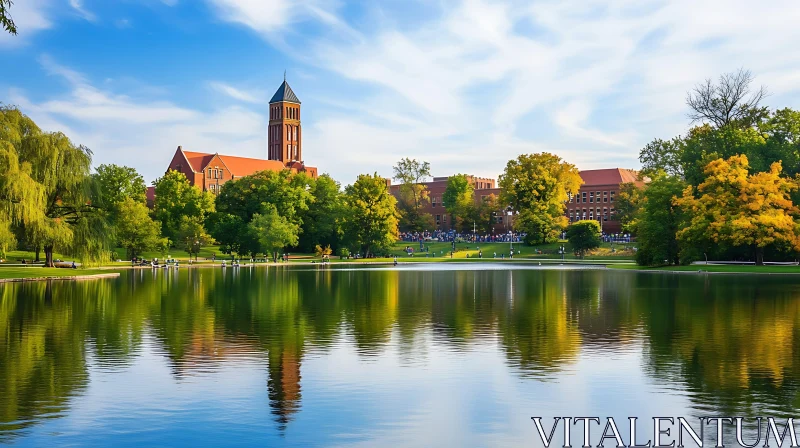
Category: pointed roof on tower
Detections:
[{"x1": 270, "y1": 80, "x2": 300, "y2": 104}]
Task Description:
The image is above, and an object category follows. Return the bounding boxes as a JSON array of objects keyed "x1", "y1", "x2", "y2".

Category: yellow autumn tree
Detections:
[{"x1": 675, "y1": 154, "x2": 800, "y2": 264}]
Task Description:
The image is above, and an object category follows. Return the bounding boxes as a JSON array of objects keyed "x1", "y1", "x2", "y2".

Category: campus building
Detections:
[
  {"x1": 565, "y1": 168, "x2": 642, "y2": 234},
  {"x1": 390, "y1": 168, "x2": 642, "y2": 234},
  {"x1": 160, "y1": 79, "x2": 318, "y2": 196},
  {"x1": 389, "y1": 175, "x2": 504, "y2": 231}
]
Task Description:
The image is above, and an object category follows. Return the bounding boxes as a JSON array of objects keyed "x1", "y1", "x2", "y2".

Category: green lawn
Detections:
[
  {"x1": 389, "y1": 240, "x2": 634, "y2": 260},
  {"x1": 4, "y1": 246, "x2": 226, "y2": 264},
  {"x1": 608, "y1": 264, "x2": 800, "y2": 273},
  {"x1": 3, "y1": 240, "x2": 635, "y2": 267},
  {"x1": 0, "y1": 267, "x2": 116, "y2": 280}
]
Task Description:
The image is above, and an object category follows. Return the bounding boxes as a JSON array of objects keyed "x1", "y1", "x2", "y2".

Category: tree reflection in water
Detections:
[{"x1": 1, "y1": 267, "x2": 800, "y2": 441}]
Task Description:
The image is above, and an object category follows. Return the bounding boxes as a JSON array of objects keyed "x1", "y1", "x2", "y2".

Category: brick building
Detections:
[
  {"x1": 389, "y1": 175, "x2": 502, "y2": 231},
  {"x1": 160, "y1": 79, "x2": 317, "y2": 196},
  {"x1": 565, "y1": 168, "x2": 642, "y2": 234},
  {"x1": 388, "y1": 168, "x2": 644, "y2": 235}
]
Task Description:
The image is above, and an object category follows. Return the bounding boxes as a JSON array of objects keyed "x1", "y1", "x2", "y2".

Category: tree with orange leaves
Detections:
[{"x1": 675, "y1": 154, "x2": 800, "y2": 265}]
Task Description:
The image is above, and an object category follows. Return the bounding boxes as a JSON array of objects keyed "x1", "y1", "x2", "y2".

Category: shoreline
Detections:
[{"x1": 0, "y1": 272, "x2": 121, "y2": 283}]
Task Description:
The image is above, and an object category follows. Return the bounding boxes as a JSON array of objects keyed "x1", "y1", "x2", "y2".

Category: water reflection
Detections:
[{"x1": 1, "y1": 267, "x2": 800, "y2": 444}]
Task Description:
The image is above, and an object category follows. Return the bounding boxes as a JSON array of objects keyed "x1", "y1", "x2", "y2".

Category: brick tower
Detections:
[{"x1": 267, "y1": 78, "x2": 302, "y2": 165}]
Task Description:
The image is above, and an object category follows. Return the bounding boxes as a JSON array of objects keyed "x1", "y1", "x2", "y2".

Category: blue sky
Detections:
[{"x1": 2, "y1": 0, "x2": 800, "y2": 185}]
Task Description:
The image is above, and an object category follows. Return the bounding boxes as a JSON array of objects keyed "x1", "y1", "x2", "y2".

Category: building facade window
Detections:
[
  {"x1": 603, "y1": 191, "x2": 608, "y2": 202},
  {"x1": 590, "y1": 192, "x2": 594, "y2": 203},
  {"x1": 610, "y1": 191, "x2": 615, "y2": 202},
  {"x1": 582, "y1": 192, "x2": 587, "y2": 202}
]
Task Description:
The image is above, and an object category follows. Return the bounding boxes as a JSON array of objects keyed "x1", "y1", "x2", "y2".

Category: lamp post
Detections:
[{"x1": 505, "y1": 205, "x2": 514, "y2": 252}]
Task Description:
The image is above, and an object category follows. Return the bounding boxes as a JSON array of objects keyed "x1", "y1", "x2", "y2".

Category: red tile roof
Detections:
[
  {"x1": 220, "y1": 155, "x2": 286, "y2": 177},
  {"x1": 579, "y1": 168, "x2": 639, "y2": 186},
  {"x1": 182, "y1": 151, "x2": 216, "y2": 173},
  {"x1": 181, "y1": 150, "x2": 286, "y2": 177}
]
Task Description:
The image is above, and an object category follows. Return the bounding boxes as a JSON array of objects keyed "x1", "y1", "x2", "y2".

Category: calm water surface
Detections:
[{"x1": 1, "y1": 264, "x2": 799, "y2": 447}]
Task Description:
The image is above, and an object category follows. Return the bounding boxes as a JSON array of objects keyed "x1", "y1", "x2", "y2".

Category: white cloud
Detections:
[
  {"x1": 554, "y1": 101, "x2": 634, "y2": 148},
  {"x1": 11, "y1": 56, "x2": 268, "y2": 181},
  {"x1": 208, "y1": 81, "x2": 263, "y2": 104},
  {"x1": 296, "y1": 0, "x2": 800, "y2": 181},
  {"x1": 0, "y1": 0, "x2": 53, "y2": 46},
  {"x1": 9, "y1": 0, "x2": 800, "y2": 186},
  {"x1": 69, "y1": 0, "x2": 96, "y2": 22},
  {"x1": 206, "y1": 0, "x2": 300, "y2": 33}
]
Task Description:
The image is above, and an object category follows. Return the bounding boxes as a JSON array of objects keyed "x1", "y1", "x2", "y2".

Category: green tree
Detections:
[
  {"x1": 760, "y1": 108, "x2": 800, "y2": 178},
  {"x1": 566, "y1": 220, "x2": 601, "y2": 259},
  {"x1": 499, "y1": 153, "x2": 582, "y2": 244},
  {"x1": 392, "y1": 158, "x2": 433, "y2": 231},
  {"x1": 205, "y1": 212, "x2": 249, "y2": 256},
  {"x1": 209, "y1": 169, "x2": 312, "y2": 256},
  {"x1": 680, "y1": 124, "x2": 766, "y2": 186},
  {"x1": 94, "y1": 164, "x2": 147, "y2": 209},
  {"x1": 299, "y1": 174, "x2": 342, "y2": 252},
  {"x1": 152, "y1": 170, "x2": 214, "y2": 242},
  {"x1": 342, "y1": 173, "x2": 399, "y2": 257},
  {"x1": 469, "y1": 194, "x2": 500, "y2": 234},
  {"x1": 249, "y1": 205, "x2": 300, "y2": 262},
  {"x1": 0, "y1": 108, "x2": 45, "y2": 258},
  {"x1": 1, "y1": 106, "x2": 109, "y2": 266},
  {"x1": 115, "y1": 197, "x2": 165, "y2": 260},
  {"x1": 1, "y1": 0, "x2": 16, "y2": 35},
  {"x1": 176, "y1": 216, "x2": 213, "y2": 261},
  {"x1": 634, "y1": 173, "x2": 687, "y2": 266},
  {"x1": 442, "y1": 174, "x2": 474, "y2": 232},
  {"x1": 613, "y1": 182, "x2": 644, "y2": 234},
  {"x1": 639, "y1": 137, "x2": 685, "y2": 178}
]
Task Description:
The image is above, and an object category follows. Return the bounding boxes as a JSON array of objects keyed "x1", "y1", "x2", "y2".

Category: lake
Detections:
[{"x1": 1, "y1": 264, "x2": 799, "y2": 447}]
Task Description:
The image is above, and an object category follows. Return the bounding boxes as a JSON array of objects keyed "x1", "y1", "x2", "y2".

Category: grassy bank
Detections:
[
  {"x1": 389, "y1": 241, "x2": 634, "y2": 260},
  {"x1": 0, "y1": 267, "x2": 117, "y2": 280},
  {"x1": 608, "y1": 264, "x2": 800, "y2": 274},
  {"x1": 3, "y1": 240, "x2": 634, "y2": 267}
]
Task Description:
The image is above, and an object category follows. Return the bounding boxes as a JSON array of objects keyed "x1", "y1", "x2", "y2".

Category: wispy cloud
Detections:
[
  {"x1": 11, "y1": 56, "x2": 267, "y2": 178},
  {"x1": 69, "y1": 0, "x2": 97, "y2": 22},
  {"x1": 280, "y1": 0, "x2": 800, "y2": 179},
  {"x1": 0, "y1": 0, "x2": 53, "y2": 46},
  {"x1": 208, "y1": 81, "x2": 264, "y2": 104},
  {"x1": 7, "y1": 0, "x2": 800, "y2": 185}
]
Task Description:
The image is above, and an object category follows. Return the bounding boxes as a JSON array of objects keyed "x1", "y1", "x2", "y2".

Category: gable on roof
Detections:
[
  {"x1": 182, "y1": 150, "x2": 216, "y2": 173},
  {"x1": 270, "y1": 80, "x2": 301, "y2": 104}
]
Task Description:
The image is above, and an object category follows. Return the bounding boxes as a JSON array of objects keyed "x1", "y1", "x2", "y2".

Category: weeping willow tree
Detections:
[
  {"x1": 0, "y1": 107, "x2": 45, "y2": 259},
  {"x1": 0, "y1": 106, "x2": 110, "y2": 266}
]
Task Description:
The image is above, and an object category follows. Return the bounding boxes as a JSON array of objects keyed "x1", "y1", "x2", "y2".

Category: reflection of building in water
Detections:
[{"x1": 267, "y1": 348, "x2": 302, "y2": 431}]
